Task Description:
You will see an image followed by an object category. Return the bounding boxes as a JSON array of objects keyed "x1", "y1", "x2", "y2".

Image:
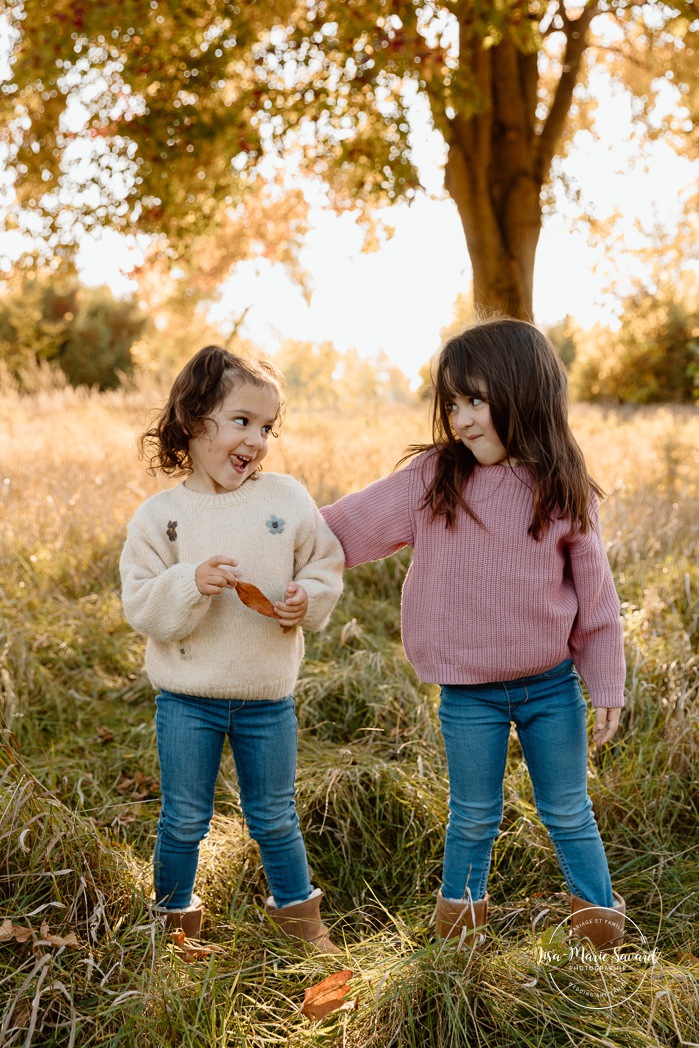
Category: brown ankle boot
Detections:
[
  {"x1": 154, "y1": 894, "x2": 203, "y2": 938},
  {"x1": 570, "y1": 890, "x2": 625, "y2": 953},
  {"x1": 435, "y1": 889, "x2": 489, "y2": 944},
  {"x1": 266, "y1": 889, "x2": 341, "y2": 955}
]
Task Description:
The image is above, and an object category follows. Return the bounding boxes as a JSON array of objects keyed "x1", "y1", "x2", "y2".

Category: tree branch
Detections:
[
  {"x1": 225, "y1": 306, "x2": 251, "y2": 346},
  {"x1": 539, "y1": 1, "x2": 565, "y2": 38},
  {"x1": 535, "y1": 4, "x2": 599, "y2": 183}
]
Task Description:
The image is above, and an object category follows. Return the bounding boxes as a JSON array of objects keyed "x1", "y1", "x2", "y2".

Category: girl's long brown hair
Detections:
[
  {"x1": 140, "y1": 345, "x2": 284, "y2": 476},
  {"x1": 407, "y1": 318, "x2": 602, "y2": 538}
]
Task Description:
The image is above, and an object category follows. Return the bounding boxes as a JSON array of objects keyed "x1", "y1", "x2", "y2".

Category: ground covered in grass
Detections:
[{"x1": 1, "y1": 387, "x2": 698, "y2": 1045}]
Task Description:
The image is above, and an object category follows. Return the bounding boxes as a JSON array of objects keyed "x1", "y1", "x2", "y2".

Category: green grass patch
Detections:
[{"x1": 1, "y1": 400, "x2": 698, "y2": 1044}]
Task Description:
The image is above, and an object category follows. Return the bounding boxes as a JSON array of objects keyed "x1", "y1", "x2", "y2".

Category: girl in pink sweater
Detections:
[{"x1": 321, "y1": 318, "x2": 626, "y2": 950}]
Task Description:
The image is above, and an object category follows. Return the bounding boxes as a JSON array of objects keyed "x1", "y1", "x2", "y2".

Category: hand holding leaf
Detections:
[{"x1": 273, "y1": 582, "x2": 308, "y2": 629}]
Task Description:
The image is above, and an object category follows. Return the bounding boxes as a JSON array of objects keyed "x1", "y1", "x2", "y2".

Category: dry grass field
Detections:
[{"x1": 0, "y1": 374, "x2": 698, "y2": 1046}]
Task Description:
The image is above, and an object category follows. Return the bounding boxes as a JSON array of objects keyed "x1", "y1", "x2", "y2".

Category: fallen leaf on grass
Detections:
[
  {"x1": 169, "y1": 928, "x2": 219, "y2": 963},
  {"x1": 235, "y1": 580, "x2": 277, "y2": 618},
  {"x1": 39, "y1": 922, "x2": 79, "y2": 948},
  {"x1": 116, "y1": 770, "x2": 160, "y2": 801},
  {"x1": 110, "y1": 808, "x2": 139, "y2": 829},
  {"x1": 0, "y1": 919, "x2": 33, "y2": 944},
  {"x1": 96, "y1": 726, "x2": 115, "y2": 743},
  {"x1": 0, "y1": 919, "x2": 80, "y2": 949},
  {"x1": 301, "y1": 970, "x2": 357, "y2": 1021}
]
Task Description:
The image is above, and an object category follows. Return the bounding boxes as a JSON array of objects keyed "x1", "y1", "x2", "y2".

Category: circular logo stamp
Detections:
[{"x1": 534, "y1": 905, "x2": 660, "y2": 1010}]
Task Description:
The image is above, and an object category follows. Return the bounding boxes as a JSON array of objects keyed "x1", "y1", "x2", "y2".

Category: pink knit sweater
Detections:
[{"x1": 321, "y1": 452, "x2": 626, "y2": 708}]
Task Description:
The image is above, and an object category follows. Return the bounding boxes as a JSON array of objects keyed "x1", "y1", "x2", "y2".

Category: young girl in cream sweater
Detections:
[{"x1": 120, "y1": 345, "x2": 344, "y2": 951}]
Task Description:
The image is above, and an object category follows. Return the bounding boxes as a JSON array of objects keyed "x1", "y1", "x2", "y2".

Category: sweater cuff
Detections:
[
  {"x1": 301, "y1": 584, "x2": 342, "y2": 632},
  {"x1": 180, "y1": 564, "x2": 209, "y2": 607},
  {"x1": 589, "y1": 690, "x2": 625, "y2": 709}
]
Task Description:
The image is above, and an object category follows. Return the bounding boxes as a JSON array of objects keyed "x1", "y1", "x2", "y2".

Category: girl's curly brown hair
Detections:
[{"x1": 140, "y1": 345, "x2": 285, "y2": 477}]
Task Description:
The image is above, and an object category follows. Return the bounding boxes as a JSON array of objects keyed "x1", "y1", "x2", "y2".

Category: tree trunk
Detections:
[
  {"x1": 444, "y1": 133, "x2": 541, "y2": 320},
  {"x1": 443, "y1": 6, "x2": 597, "y2": 320}
]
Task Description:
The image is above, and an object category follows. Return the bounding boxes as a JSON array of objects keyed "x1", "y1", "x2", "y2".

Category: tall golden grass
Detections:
[
  {"x1": 1, "y1": 375, "x2": 698, "y2": 1047},
  {"x1": 2, "y1": 375, "x2": 697, "y2": 540}
]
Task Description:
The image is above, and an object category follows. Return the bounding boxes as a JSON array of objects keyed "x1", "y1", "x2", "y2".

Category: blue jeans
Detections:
[
  {"x1": 153, "y1": 690, "x2": 313, "y2": 909},
  {"x1": 438, "y1": 659, "x2": 614, "y2": 907}
]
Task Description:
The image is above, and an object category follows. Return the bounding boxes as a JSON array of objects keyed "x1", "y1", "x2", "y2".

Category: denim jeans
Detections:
[
  {"x1": 153, "y1": 690, "x2": 312, "y2": 909},
  {"x1": 438, "y1": 659, "x2": 614, "y2": 907}
]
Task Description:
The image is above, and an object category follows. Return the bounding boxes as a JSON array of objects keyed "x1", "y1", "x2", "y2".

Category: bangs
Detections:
[{"x1": 437, "y1": 360, "x2": 489, "y2": 404}]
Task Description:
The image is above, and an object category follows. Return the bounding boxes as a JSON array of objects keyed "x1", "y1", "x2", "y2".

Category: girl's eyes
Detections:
[
  {"x1": 447, "y1": 397, "x2": 484, "y2": 411},
  {"x1": 231, "y1": 416, "x2": 274, "y2": 434}
]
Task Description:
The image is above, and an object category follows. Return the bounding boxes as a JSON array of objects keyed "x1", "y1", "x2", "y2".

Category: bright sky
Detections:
[{"x1": 75, "y1": 80, "x2": 696, "y2": 384}]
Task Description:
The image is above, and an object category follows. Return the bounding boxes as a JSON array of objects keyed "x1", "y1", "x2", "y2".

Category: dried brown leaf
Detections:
[
  {"x1": 235, "y1": 580, "x2": 277, "y2": 618},
  {"x1": 0, "y1": 919, "x2": 33, "y2": 944},
  {"x1": 168, "y1": 928, "x2": 217, "y2": 963},
  {"x1": 301, "y1": 969, "x2": 357, "y2": 1021},
  {"x1": 116, "y1": 770, "x2": 159, "y2": 800},
  {"x1": 39, "y1": 921, "x2": 80, "y2": 948}
]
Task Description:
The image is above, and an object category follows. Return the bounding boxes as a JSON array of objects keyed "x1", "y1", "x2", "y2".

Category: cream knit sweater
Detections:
[{"x1": 120, "y1": 473, "x2": 344, "y2": 701}]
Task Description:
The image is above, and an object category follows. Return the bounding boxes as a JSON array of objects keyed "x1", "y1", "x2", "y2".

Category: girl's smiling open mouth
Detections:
[{"x1": 231, "y1": 454, "x2": 252, "y2": 473}]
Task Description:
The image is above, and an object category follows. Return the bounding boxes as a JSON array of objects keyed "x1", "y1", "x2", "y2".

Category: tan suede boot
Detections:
[
  {"x1": 435, "y1": 889, "x2": 489, "y2": 945},
  {"x1": 266, "y1": 889, "x2": 341, "y2": 955},
  {"x1": 570, "y1": 890, "x2": 625, "y2": 953},
  {"x1": 154, "y1": 893, "x2": 203, "y2": 938}
]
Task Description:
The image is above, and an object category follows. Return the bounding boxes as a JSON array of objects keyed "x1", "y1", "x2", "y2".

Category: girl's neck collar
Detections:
[{"x1": 177, "y1": 476, "x2": 262, "y2": 503}]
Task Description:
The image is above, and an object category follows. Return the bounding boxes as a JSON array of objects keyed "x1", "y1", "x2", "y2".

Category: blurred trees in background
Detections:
[
  {"x1": 0, "y1": 269, "x2": 417, "y2": 401},
  {"x1": 3, "y1": 1, "x2": 698, "y2": 320},
  {"x1": 567, "y1": 195, "x2": 699, "y2": 404},
  {"x1": 569, "y1": 289, "x2": 699, "y2": 404},
  {"x1": 275, "y1": 340, "x2": 412, "y2": 408},
  {"x1": 0, "y1": 272, "x2": 147, "y2": 389}
]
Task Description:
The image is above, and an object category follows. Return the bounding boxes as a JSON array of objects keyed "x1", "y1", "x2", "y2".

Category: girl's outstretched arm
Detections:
[{"x1": 321, "y1": 463, "x2": 417, "y2": 568}]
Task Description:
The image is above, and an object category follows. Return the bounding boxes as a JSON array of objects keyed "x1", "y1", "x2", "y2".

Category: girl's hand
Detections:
[
  {"x1": 592, "y1": 707, "x2": 621, "y2": 748},
  {"x1": 195, "y1": 556, "x2": 239, "y2": 595},
  {"x1": 274, "y1": 582, "x2": 308, "y2": 629}
]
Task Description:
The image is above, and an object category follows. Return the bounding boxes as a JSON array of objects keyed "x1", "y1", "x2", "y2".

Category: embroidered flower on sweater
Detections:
[
  {"x1": 166, "y1": 521, "x2": 178, "y2": 541},
  {"x1": 266, "y1": 514, "x2": 285, "y2": 535}
]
